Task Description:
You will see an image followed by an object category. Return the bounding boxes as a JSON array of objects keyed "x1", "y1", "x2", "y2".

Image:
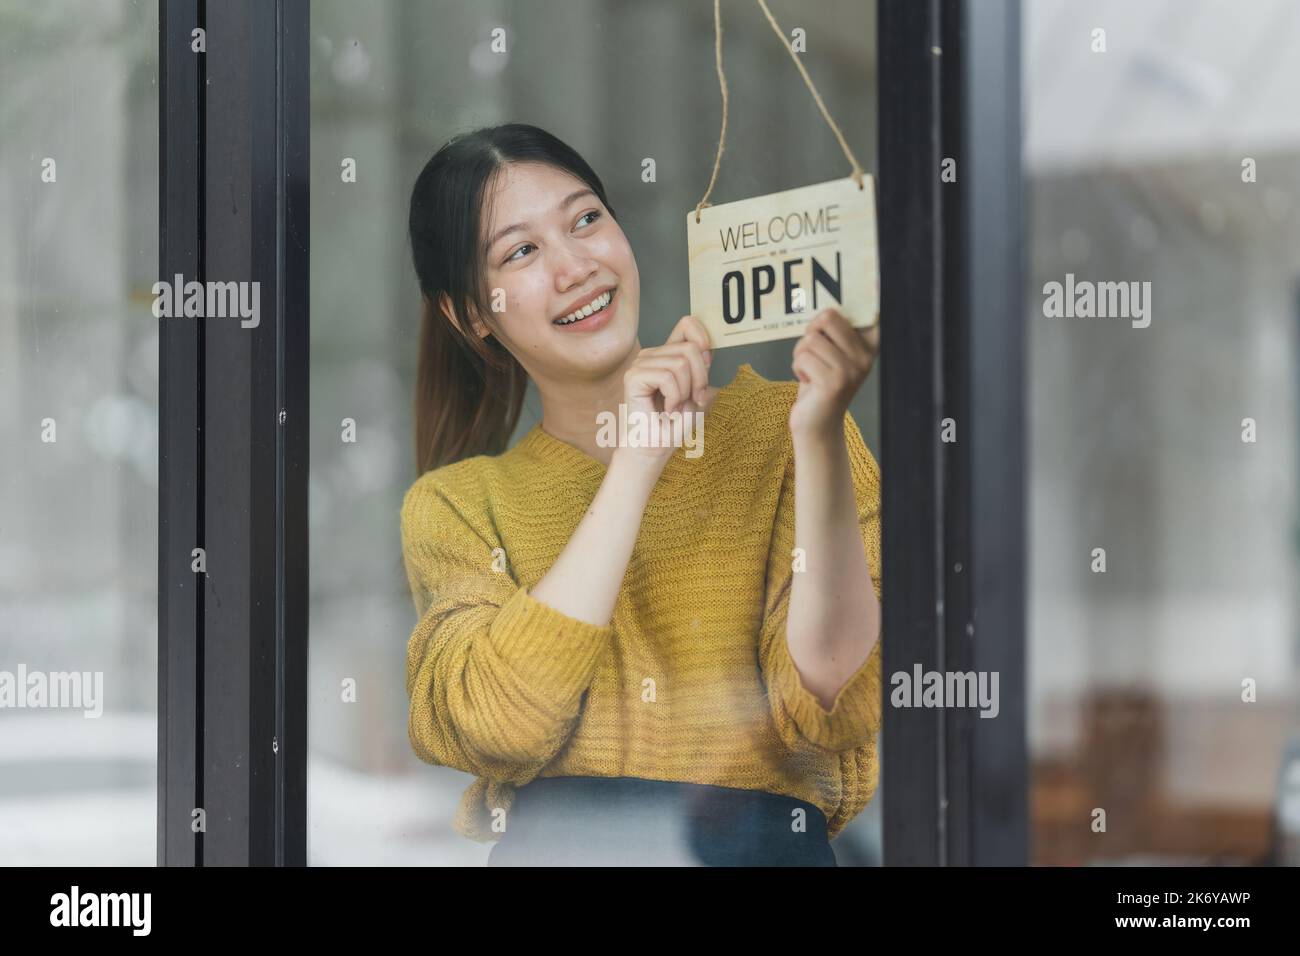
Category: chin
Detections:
[{"x1": 565, "y1": 334, "x2": 637, "y2": 379}]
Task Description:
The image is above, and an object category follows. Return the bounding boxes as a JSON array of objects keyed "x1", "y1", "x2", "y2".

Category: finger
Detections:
[
  {"x1": 793, "y1": 337, "x2": 835, "y2": 379},
  {"x1": 642, "y1": 342, "x2": 710, "y2": 405},
  {"x1": 671, "y1": 397, "x2": 698, "y2": 446},
  {"x1": 809, "y1": 309, "x2": 870, "y2": 370},
  {"x1": 667, "y1": 315, "x2": 714, "y2": 364},
  {"x1": 646, "y1": 367, "x2": 687, "y2": 415},
  {"x1": 644, "y1": 362, "x2": 691, "y2": 415},
  {"x1": 634, "y1": 355, "x2": 694, "y2": 411},
  {"x1": 800, "y1": 327, "x2": 845, "y2": 381},
  {"x1": 792, "y1": 349, "x2": 829, "y2": 385},
  {"x1": 662, "y1": 341, "x2": 711, "y2": 403},
  {"x1": 626, "y1": 362, "x2": 683, "y2": 411},
  {"x1": 858, "y1": 322, "x2": 880, "y2": 355},
  {"x1": 792, "y1": 351, "x2": 810, "y2": 383}
]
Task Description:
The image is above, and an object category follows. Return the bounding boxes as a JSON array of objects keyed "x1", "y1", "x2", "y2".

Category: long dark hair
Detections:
[{"x1": 407, "y1": 123, "x2": 618, "y2": 474}]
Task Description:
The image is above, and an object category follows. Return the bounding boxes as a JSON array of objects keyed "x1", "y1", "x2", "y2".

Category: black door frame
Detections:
[
  {"x1": 157, "y1": 0, "x2": 1023, "y2": 866},
  {"x1": 158, "y1": 0, "x2": 308, "y2": 866},
  {"x1": 878, "y1": 0, "x2": 1027, "y2": 865}
]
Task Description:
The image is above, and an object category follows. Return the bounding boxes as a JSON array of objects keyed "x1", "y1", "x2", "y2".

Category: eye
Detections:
[
  {"x1": 502, "y1": 211, "x2": 601, "y2": 264},
  {"x1": 504, "y1": 242, "x2": 535, "y2": 264}
]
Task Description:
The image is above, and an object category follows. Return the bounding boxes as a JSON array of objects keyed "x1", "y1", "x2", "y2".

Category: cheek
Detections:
[
  {"x1": 505, "y1": 274, "x2": 554, "y2": 328},
  {"x1": 616, "y1": 237, "x2": 639, "y2": 284},
  {"x1": 596, "y1": 231, "x2": 637, "y2": 278}
]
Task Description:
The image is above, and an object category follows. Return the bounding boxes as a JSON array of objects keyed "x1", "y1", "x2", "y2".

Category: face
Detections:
[{"x1": 457, "y1": 161, "x2": 640, "y2": 385}]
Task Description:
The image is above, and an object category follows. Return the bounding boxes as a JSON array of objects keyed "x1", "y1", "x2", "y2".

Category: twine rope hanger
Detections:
[{"x1": 694, "y1": 0, "x2": 867, "y2": 225}]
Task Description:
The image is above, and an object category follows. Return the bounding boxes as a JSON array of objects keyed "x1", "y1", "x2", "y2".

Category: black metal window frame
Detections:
[
  {"x1": 878, "y1": 0, "x2": 1027, "y2": 865},
  {"x1": 158, "y1": 0, "x2": 308, "y2": 866},
  {"x1": 157, "y1": 0, "x2": 1023, "y2": 866}
]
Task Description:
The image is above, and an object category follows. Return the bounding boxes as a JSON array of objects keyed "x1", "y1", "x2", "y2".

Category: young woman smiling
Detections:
[{"x1": 403, "y1": 123, "x2": 882, "y2": 866}]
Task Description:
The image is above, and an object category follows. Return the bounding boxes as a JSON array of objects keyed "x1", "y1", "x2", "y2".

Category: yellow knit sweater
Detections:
[{"x1": 401, "y1": 362, "x2": 883, "y2": 843}]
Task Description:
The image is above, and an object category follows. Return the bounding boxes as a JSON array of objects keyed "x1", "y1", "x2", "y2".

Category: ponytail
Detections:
[{"x1": 413, "y1": 293, "x2": 527, "y2": 474}]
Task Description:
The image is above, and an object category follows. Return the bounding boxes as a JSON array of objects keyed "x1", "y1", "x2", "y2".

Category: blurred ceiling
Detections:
[{"x1": 1025, "y1": 0, "x2": 1300, "y2": 171}]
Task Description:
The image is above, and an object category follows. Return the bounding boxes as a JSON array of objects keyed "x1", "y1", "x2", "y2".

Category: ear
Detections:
[{"x1": 437, "y1": 292, "x2": 491, "y2": 340}]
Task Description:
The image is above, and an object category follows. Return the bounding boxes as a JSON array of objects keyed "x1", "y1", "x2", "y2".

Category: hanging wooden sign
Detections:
[{"x1": 686, "y1": 176, "x2": 879, "y2": 348}]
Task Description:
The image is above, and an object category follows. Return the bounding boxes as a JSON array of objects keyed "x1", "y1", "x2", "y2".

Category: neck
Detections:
[{"x1": 535, "y1": 346, "x2": 642, "y2": 467}]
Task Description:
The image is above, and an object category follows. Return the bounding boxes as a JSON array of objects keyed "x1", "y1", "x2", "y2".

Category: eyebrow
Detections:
[{"x1": 486, "y1": 188, "x2": 598, "y2": 253}]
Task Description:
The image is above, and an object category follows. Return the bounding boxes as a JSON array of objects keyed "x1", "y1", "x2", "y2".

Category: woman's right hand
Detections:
[
  {"x1": 615, "y1": 315, "x2": 714, "y2": 472},
  {"x1": 530, "y1": 317, "x2": 713, "y2": 630}
]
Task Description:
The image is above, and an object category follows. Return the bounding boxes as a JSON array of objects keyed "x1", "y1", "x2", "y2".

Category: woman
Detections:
[{"x1": 402, "y1": 123, "x2": 883, "y2": 866}]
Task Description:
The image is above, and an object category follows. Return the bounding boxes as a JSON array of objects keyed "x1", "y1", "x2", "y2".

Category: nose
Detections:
[{"x1": 553, "y1": 240, "x2": 599, "y2": 292}]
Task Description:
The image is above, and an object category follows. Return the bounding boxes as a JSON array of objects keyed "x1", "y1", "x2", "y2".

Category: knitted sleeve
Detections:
[
  {"x1": 401, "y1": 476, "x2": 614, "y2": 782},
  {"x1": 757, "y1": 409, "x2": 884, "y2": 754}
]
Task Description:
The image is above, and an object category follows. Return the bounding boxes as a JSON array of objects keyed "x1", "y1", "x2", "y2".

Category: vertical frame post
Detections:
[
  {"x1": 158, "y1": 0, "x2": 202, "y2": 869},
  {"x1": 879, "y1": 0, "x2": 947, "y2": 866},
  {"x1": 952, "y1": 0, "x2": 1027, "y2": 867},
  {"x1": 878, "y1": 0, "x2": 1026, "y2": 865},
  {"x1": 158, "y1": 0, "x2": 308, "y2": 866}
]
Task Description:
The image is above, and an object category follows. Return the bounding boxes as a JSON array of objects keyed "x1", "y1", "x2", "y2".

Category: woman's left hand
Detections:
[{"x1": 788, "y1": 308, "x2": 880, "y2": 440}]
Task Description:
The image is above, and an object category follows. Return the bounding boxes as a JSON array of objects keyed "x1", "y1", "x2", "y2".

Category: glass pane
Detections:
[
  {"x1": 1026, "y1": 0, "x2": 1300, "y2": 865},
  {"x1": 309, "y1": 0, "x2": 881, "y2": 864},
  {"x1": 0, "y1": 0, "x2": 159, "y2": 865}
]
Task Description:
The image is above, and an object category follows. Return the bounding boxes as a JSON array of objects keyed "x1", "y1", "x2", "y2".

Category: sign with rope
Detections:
[{"x1": 686, "y1": 0, "x2": 879, "y2": 349}]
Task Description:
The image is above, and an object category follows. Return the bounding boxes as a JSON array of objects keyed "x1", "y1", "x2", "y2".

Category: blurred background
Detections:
[
  {"x1": 1, "y1": 0, "x2": 1297, "y2": 867},
  {"x1": 1024, "y1": 0, "x2": 1300, "y2": 865},
  {"x1": 0, "y1": 0, "x2": 158, "y2": 865}
]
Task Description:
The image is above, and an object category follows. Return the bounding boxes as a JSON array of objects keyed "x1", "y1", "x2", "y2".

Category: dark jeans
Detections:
[{"x1": 486, "y1": 775, "x2": 837, "y2": 867}]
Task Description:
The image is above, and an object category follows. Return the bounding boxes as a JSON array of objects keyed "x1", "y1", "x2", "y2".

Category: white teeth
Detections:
[{"x1": 556, "y1": 290, "x2": 612, "y2": 325}]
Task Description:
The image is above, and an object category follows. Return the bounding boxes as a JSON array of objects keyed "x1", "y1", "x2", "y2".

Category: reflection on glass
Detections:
[
  {"x1": 0, "y1": 0, "x2": 159, "y2": 866},
  {"x1": 1026, "y1": 0, "x2": 1300, "y2": 865}
]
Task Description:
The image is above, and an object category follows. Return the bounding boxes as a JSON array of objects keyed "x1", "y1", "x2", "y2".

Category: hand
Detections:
[
  {"x1": 616, "y1": 315, "x2": 714, "y2": 472},
  {"x1": 789, "y1": 308, "x2": 879, "y2": 440}
]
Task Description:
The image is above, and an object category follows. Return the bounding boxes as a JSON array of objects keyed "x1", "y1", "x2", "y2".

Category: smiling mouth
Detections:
[{"x1": 553, "y1": 287, "x2": 616, "y2": 326}]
